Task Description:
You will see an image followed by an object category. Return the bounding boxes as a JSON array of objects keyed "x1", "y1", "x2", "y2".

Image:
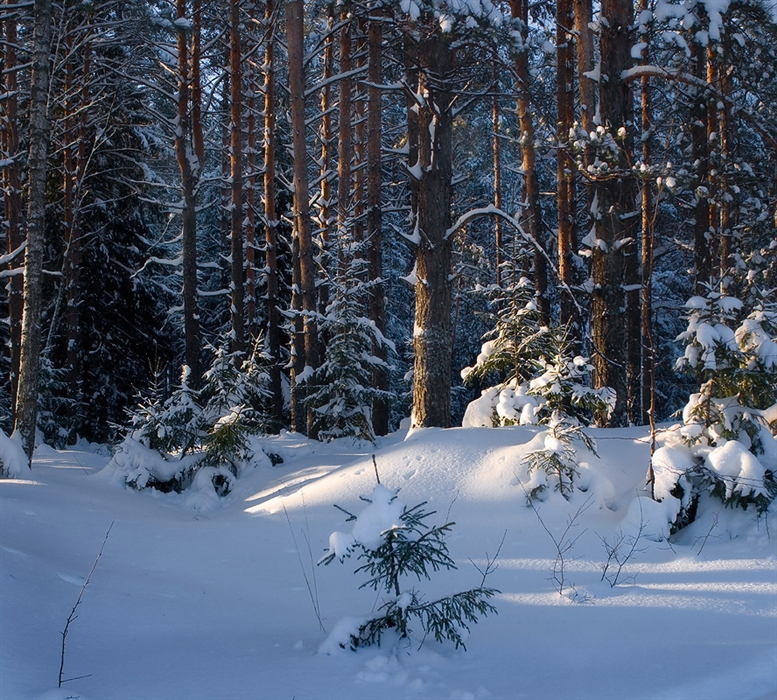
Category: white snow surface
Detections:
[{"x1": 1, "y1": 426, "x2": 776, "y2": 700}]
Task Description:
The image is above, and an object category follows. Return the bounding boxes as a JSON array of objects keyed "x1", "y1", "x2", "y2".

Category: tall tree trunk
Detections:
[
  {"x1": 691, "y1": 36, "x2": 711, "y2": 293},
  {"x1": 591, "y1": 0, "x2": 636, "y2": 427},
  {"x1": 263, "y1": 0, "x2": 283, "y2": 431},
  {"x1": 557, "y1": 0, "x2": 578, "y2": 332},
  {"x1": 317, "y1": 10, "x2": 335, "y2": 324},
  {"x1": 718, "y1": 53, "x2": 732, "y2": 292},
  {"x1": 175, "y1": 0, "x2": 201, "y2": 386},
  {"x1": 492, "y1": 72, "x2": 503, "y2": 288},
  {"x1": 411, "y1": 32, "x2": 454, "y2": 429},
  {"x1": 245, "y1": 5, "x2": 258, "y2": 339},
  {"x1": 229, "y1": 0, "x2": 245, "y2": 357},
  {"x1": 353, "y1": 24, "x2": 366, "y2": 247},
  {"x1": 367, "y1": 15, "x2": 388, "y2": 435},
  {"x1": 62, "y1": 19, "x2": 92, "y2": 442},
  {"x1": 15, "y1": 0, "x2": 53, "y2": 460},
  {"x1": 287, "y1": 0, "x2": 319, "y2": 436},
  {"x1": 337, "y1": 12, "x2": 354, "y2": 266},
  {"x1": 573, "y1": 0, "x2": 596, "y2": 226},
  {"x1": 638, "y1": 0, "x2": 654, "y2": 425},
  {"x1": 2, "y1": 2, "x2": 24, "y2": 422},
  {"x1": 511, "y1": 0, "x2": 548, "y2": 325}
]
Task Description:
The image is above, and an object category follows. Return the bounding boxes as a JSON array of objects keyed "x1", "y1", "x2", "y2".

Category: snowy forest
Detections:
[
  {"x1": 1, "y1": 0, "x2": 777, "y2": 466},
  {"x1": 2, "y1": 2, "x2": 777, "y2": 697}
]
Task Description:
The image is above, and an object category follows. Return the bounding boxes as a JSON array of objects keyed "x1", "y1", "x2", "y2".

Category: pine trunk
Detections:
[
  {"x1": 175, "y1": 0, "x2": 201, "y2": 386},
  {"x1": 15, "y1": 0, "x2": 53, "y2": 460},
  {"x1": 263, "y1": 0, "x2": 283, "y2": 431},
  {"x1": 511, "y1": 0, "x2": 548, "y2": 325},
  {"x1": 286, "y1": 0, "x2": 319, "y2": 436},
  {"x1": 556, "y1": 0, "x2": 578, "y2": 333},
  {"x1": 411, "y1": 32, "x2": 454, "y2": 429},
  {"x1": 2, "y1": 5, "x2": 24, "y2": 422},
  {"x1": 591, "y1": 0, "x2": 635, "y2": 427},
  {"x1": 229, "y1": 0, "x2": 245, "y2": 357},
  {"x1": 367, "y1": 16, "x2": 388, "y2": 436}
]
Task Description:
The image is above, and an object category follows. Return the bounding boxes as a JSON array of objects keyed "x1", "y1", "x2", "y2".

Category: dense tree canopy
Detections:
[{"x1": 2, "y1": 0, "x2": 776, "y2": 449}]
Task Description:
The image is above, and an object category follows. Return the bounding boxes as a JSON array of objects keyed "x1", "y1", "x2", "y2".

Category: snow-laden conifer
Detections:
[
  {"x1": 306, "y1": 243, "x2": 393, "y2": 442},
  {"x1": 320, "y1": 482, "x2": 498, "y2": 651},
  {"x1": 666, "y1": 289, "x2": 777, "y2": 515}
]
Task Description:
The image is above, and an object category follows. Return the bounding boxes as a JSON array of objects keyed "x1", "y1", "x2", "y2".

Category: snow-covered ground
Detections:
[{"x1": 2, "y1": 424, "x2": 776, "y2": 700}]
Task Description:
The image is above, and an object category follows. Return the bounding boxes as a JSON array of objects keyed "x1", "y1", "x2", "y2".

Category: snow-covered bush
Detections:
[
  {"x1": 319, "y1": 484, "x2": 498, "y2": 651},
  {"x1": 522, "y1": 412, "x2": 598, "y2": 500},
  {"x1": 463, "y1": 324, "x2": 613, "y2": 429},
  {"x1": 0, "y1": 429, "x2": 29, "y2": 478},
  {"x1": 663, "y1": 290, "x2": 777, "y2": 518},
  {"x1": 111, "y1": 340, "x2": 273, "y2": 495}
]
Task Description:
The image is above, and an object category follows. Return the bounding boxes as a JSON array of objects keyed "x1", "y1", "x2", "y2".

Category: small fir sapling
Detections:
[
  {"x1": 522, "y1": 412, "x2": 598, "y2": 499},
  {"x1": 319, "y1": 473, "x2": 498, "y2": 650},
  {"x1": 112, "y1": 339, "x2": 273, "y2": 495},
  {"x1": 517, "y1": 334, "x2": 611, "y2": 500},
  {"x1": 671, "y1": 289, "x2": 777, "y2": 516},
  {"x1": 305, "y1": 242, "x2": 394, "y2": 442}
]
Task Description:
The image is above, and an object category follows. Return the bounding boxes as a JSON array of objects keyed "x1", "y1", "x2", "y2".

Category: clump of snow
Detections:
[
  {"x1": 319, "y1": 616, "x2": 369, "y2": 655},
  {"x1": 325, "y1": 484, "x2": 406, "y2": 555},
  {"x1": 0, "y1": 429, "x2": 29, "y2": 478},
  {"x1": 101, "y1": 435, "x2": 201, "y2": 490},
  {"x1": 621, "y1": 495, "x2": 678, "y2": 541},
  {"x1": 706, "y1": 440, "x2": 769, "y2": 500},
  {"x1": 651, "y1": 445, "x2": 695, "y2": 504}
]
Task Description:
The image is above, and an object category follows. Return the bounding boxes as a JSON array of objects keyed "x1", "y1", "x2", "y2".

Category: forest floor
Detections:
[{"x1": 1, "y1": 423, "x2": 776, "y2": 700}]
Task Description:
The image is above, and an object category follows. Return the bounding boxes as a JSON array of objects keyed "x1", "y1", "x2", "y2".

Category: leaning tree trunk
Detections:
[
  {"x1": 15, "y1": 0, "x2": 53, "y2": 461},
  {"x1": 411, "y1": 31, "x2": 454, "y2": 429}
]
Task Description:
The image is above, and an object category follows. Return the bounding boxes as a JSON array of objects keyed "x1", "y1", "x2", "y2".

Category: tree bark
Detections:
[
  {"x1": 229, "y1": 0, "x2": 245, "y2": 357},
  {"x1": 691, "y1": 36, "x2": 711, "y2": 293},
  {"x1": 175, "y1": 0, "x2": 201, "y2": 386},
  {"x1": 411, "y1": 31, "x2": 454, "y2": 429},
  {"x1": 556, "y1": 0, "x2": 578, "y2": 332},
  {"x1": 2, "y1": 3, "x2": 24, "y2": 423},
  {"x1": 591, "y1": 0, "x2": 636, "y2": 427},
  {"x1": 367, "y1": 15, "x2": 388, "y2": 435},
  {"x1": 337, "y1": 12, "x2": 354, "y2": 266},
  {"x1": 511, "y1": 0, "x2": 549, "y2": 326},
  {"x1": 286, "y1": 0, "x2": 319, "y2": 436},
  {"x1": 15, "y1": 0, "x2": 53, "y2": 460}
]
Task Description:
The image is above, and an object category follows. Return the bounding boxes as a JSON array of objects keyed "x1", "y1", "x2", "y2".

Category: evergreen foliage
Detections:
[
  {"x1": 668, "y1": 289, "x2": 777, "y2": 515},
  {"x1": 115, "y1": 340, "x2": 273, "y2": 494},
  {"x1": 307, "y1": 244, "x2": 394, "y2": 442},
  {"x1": 320, "y1": 484, "x2": 498, "y2": 650}
]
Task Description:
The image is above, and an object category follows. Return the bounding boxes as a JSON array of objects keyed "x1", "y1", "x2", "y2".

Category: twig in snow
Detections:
[
  {"x1": 59, "y1": 521, "x2": 114, "y2": 687},
  {"x1": 282, "y1": 498, "x2": 325, "y2": 632},
  {"x1": 470, "y1": 530, "x2": 507, "y2": 587},
  {"x1": 522, "y1": 484, "x2": 591, "y2": 596},
  {"x1": 599, "y1": 497, "x2": 647, "y2": 587},
  {"x1": 696, "y1": 511, "x2": 720, "y2": 556}
]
